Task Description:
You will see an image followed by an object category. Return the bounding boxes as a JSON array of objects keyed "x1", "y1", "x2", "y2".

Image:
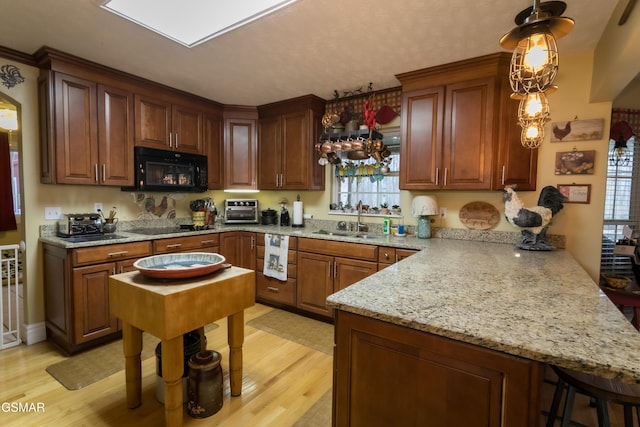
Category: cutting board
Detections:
[{"x1": 459, "y1": 201, "x2": 500, "y2": 230}]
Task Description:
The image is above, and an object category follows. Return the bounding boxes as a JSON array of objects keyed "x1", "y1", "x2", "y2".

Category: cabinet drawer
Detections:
[
  {"x1": 255, "y1": 233, "x2": 298, "y2": 250},
  {"x1": 256, "y1": 245, "x2": 297, "y2": 264},
  {"x1": 298, "y1": 238, "x2": 378, "y2": 261},
  {"x1": 256, "y1": 273, "x2": 296, "y2": 305},
  {"x1": 256, "y1": 258, "x2": 297, "y2": 279},
  {"x1": 72, "y1": 241, "x2": 152, "y2": 266},
  {"x1": 378, "y1": 247, "x2": 419, "y2": 263},
  {"x1": 153, "y1": 234, "x2": 220, "y2": 253}
]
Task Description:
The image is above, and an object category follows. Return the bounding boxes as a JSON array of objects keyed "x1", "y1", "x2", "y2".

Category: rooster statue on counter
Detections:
[{"x1": 503, "y1": 185, "x2": 567, "y2": 251}]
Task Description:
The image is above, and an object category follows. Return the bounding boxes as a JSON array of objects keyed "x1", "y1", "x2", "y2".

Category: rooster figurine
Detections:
[{"x1": 503, "y1": 185, "x2": 567, "y2": 251}]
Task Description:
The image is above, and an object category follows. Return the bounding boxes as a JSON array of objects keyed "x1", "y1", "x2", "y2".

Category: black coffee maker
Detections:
[{"x1": 280, "y1": 205, "x2": 290, "y2": 226}]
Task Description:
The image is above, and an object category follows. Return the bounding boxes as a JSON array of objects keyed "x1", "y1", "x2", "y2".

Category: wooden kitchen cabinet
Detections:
[
  {"x1": 219, "y1": 231, "x2": 256, "y2": 269},
  {"x1": 153, "y1": 233, "x2": 220, "y2": 254},
  {"x1": 257, "y1": 95, "x2": 325, "y2": 190},
  {"x1": 223, "y1": 107, "x2": 259, "y2": 190},
  {"x1": 397, "y1": 52, "x2": 537, "y2": 191},
  {"x1": 43, "y1": 241, "x2": 152, "y2": 354},
  {"x1": 38, "y1": 71, "x2": 134, "y2": 186},
  {"x1": 333, "y1": 310, "x2": 543, "y2": 426},
  {"x1": 134, "y1": 93, "x2": 204, "y2": 154},
  {"x1": 297, "y1": 238, "x2": 378, "y2": 318}
]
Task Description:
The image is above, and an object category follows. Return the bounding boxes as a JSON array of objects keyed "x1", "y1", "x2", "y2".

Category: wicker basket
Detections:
[{"x1": 603, "y1": 273, "x2": 631, "y2": 289}]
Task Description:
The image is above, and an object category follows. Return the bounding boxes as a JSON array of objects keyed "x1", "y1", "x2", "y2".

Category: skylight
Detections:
[{"x1": 101, "y1": 0, "x2": 297, "y2": 48}]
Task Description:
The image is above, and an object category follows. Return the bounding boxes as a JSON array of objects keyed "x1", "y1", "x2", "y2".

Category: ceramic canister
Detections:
[{"x1": 187, "y1": 350, "x2": 223, "y2": 418}]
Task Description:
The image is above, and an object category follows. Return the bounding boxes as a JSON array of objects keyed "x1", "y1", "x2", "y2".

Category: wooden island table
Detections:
[{"x1": 109, "y1": 266, "x2": 255, "y2": 427}]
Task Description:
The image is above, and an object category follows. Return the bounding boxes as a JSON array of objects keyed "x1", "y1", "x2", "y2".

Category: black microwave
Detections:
[{"x1": 122, "y1": 147, "x2": 208, "y2": 193}]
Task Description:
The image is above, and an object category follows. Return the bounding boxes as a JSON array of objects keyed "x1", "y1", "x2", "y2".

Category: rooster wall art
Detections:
[{"x1": 503, "y1": 185, "x2": 567, "y2": 251}]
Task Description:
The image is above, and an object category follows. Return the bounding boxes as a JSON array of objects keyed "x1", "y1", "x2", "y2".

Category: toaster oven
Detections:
[{"x1": 224, "y1": 199, "x2": 259, "y2": 224}]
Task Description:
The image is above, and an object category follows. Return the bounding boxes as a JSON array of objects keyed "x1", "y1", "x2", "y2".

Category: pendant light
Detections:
[
  {"x1": 500, "y1": 1, "x2": 573, "y2": 149},
  {"x1": 609, "y1": 121, "x2": 636, "y2": 167}
]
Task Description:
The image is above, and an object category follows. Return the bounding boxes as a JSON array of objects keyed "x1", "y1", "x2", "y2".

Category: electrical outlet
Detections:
[
  {"x1": 94, "y1": 202, "x2": 103, "y2": 213},
  {"x1": 44, "y1": 207, "x2": 62, "y2": 220},
  {"x1": 439, "y1": 207, "x2": 447, "y2": 219}
]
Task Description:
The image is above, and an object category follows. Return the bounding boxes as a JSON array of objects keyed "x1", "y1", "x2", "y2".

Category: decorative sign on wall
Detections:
[
  {"x1": 550, "y1": 118, "x2": 604, "y2": 142},
  {"x1": 557, "y1": 184, "x2": 591, "y2": 204},
  {"x1": 555, "y1": 150, "x2": 595, "y2": 175}
]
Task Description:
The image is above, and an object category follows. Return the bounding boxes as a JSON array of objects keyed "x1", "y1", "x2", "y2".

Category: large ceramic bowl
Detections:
[{"x1": 133, "y1": 252, "x2": 226, "y2": 280}]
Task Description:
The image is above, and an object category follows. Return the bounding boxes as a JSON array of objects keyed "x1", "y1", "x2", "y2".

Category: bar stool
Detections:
[{"x1": 546, "y1": 365, "x2": 640, "y2": 427}]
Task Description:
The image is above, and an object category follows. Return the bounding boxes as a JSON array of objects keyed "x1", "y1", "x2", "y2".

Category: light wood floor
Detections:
[{"x1": 0, "y1": 303, "x2": 635, "y2": 426}]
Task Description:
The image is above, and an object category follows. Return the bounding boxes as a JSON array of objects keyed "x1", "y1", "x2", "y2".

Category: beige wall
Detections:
[{"x1": 1, "y1": 34, "x2": 632, "y2": 334}]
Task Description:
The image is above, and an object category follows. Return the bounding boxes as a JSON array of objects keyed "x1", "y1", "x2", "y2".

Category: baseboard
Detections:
[{"x1": 21, "y1": 321, "x2": 46, "y2": 345}]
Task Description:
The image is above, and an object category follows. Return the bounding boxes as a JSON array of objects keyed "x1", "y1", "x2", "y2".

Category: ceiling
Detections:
[{"x1": 0, "y1": 0, "x2": 621, "y2": 106}]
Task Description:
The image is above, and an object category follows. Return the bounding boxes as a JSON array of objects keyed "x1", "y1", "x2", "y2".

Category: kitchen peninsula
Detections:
[{"x1": 327, "y1": 238, "x2": 640, "y2": 426}]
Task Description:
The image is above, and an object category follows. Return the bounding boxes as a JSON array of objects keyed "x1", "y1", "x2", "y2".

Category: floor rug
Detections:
[
  {"x1": 246, "y1": 309, "x2": 334, "y2": 355},
  {"x1": 293, "y1": 389, "x2": 332, "y2": 427},
  {"x1": 46, "y1": 323, "x2": 218, "y2": 390}
]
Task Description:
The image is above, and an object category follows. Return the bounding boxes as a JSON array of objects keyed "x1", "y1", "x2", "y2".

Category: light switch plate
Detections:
[{"x1": 44, "y1": 207, "x2": 62, "y2": 220}]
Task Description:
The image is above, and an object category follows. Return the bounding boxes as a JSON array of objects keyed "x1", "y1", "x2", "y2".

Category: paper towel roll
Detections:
[{"x1": 293, "y1": 201, "x2": 304, "y2": 226}]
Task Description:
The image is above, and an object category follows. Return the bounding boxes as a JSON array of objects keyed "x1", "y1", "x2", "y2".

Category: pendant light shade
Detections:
[
  {"x1": 521, "y1": 121, "x2": 545, "y2": 149},
  {"x1": 509, "y1": 32, "x2": 558, "y2": 94},
  {"x1": 517, "y1": 91, "x2": 550, "y2": 125}
]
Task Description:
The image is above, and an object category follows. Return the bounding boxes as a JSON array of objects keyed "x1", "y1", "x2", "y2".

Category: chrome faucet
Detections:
[{"x1": 356, "y1": 201, "x2": 368, "y2": 233}]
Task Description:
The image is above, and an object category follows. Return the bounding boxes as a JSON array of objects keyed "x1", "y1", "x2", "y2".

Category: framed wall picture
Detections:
[
  {"x1": 557, "y1": 184, "x2": 591, "y2": 204},
  {"x1": 550, "y1": 118, "x2": 604, "y2": 142},
  {"x1": 555, "y1": 150, "x2": 595, "y2": 175}
]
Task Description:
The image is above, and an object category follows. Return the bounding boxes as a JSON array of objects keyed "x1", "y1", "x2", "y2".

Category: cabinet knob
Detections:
[{"x1": 383, "y1": 252, "x2": 390, "y2": 259}]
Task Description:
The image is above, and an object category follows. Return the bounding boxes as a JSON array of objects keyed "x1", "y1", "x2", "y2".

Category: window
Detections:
[
  {"x1": 331, "y1": 128, "x2": 400, "y2": 214},
  {"x1": 600, "y1": 112, "x2": 640, "y2": 278}
]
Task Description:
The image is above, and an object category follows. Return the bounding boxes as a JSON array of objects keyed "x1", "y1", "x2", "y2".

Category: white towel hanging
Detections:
[{"x1": 263, "y1": 234, "x2": 289, "y2": 281}]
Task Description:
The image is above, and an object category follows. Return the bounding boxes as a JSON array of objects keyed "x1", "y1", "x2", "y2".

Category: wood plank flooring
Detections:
[{"x1": 0, "y1": 304, "x2": 634, "y2": 426}]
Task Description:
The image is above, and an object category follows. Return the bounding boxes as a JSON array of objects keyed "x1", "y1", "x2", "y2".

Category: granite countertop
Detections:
[{"x1": 326, "y1": 238, "x2": 640, "y2": 384}]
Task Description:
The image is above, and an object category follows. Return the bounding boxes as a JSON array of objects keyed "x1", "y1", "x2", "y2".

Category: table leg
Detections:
[
  {"x1": 122, "y1": 322, "x2": 143, "y2": 409},
  {"x1": 228, "y1": 310, "x2": 245, "y2": 397},
  {"x1": 162, "y1": 335, "x2": 184, "y2": 427}
]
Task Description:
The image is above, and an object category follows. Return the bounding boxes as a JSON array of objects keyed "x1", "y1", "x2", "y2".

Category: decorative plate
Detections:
[
  {"x1": 459, "y1": 201, "x2": 501, "y2": 230},
  {"x1": 133, "y1": 252, "x2": 226, "y2": 280}
]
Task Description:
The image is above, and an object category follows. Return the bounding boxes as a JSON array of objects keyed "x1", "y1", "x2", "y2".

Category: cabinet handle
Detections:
[
  {"x1": 201, "y1": 239, "x2": 215, "y2": 244},
  {"x1": 166, "y1": 244, "x2": 182, "y2": 248},
  {"x1": 395, "y1": 254, "x2": 399, "y2": 263},
  {"x1": 94, "y1": 164, "x2": 99, "y2": 183},
  {"x1": 435, "y1": 167, "x2": 439, "y2": 186},
  {"x1": 119, "y1": 266, "x2": 124, "y2": 274},
  {"x1": 280, "y1": 173, "x2": 284, "y2": 188},
  {"x1": 175, "y1": 133, "x2": 179, "y2": 148},
  {"x1": 169, "y1": 132, "x2": 173, "y2": 148},
  {"x1": 267, "y1": 286, "x2": 279, "y2": 292},
  {"x1": 102, "y1": 164, "x2": 106, "y2": 183},
  {"x1": 333, "y1": 261, "x2": 337, "y2": 278},
  {"x1": 327, "y1": 262, "x2": 332, "y2": 278},
  {"x1": 443, "y1": 168, "x2": 448, "y2": 187},
  {"x1": 107, "y1": 250, "x2": 129, "y2": 257},
  {"x1": 250, "y1": 236, "x2": 255, "y2": 250},
  {"x1": 501, "y1": 165, "x2": 506, "y2": 185},
  {"x1": 112, "y1": 267, "x2": 116, "y2": 275}
]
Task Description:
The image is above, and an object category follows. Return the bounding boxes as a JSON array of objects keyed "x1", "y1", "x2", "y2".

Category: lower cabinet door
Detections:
[
  {"x1": 72, "y1": 262, "x2": 120, "y2": 344},
  {"x1": 256, "y1": 273, "x2": 296, "y2": 306},
  {"x1": 334, "y1": 257, "x2": 378, "y2": 292},
  {"x1": 297, "y1": 252, "x2": 333, "y2": 316}
]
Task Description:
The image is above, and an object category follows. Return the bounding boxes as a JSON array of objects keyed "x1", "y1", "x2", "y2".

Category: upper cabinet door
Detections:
[
  {"x1": 204, "y1": 109, "x2": 224, "y2": 190},
  {"x1": 53, "y1": 73, "x2": 99, "y2": 185},
  {"x1": 399, "y1": 86, "x2": 444, "y2": 190},
  {"x1": 257, "y1": 116, "x2": 281, "y2": 190},
  {"x1": 281, "y1": 110, "x2": 310, "y2": 190},
  {"x1": 224, "y1": 116, "x2": 258, "y2": 190},
  {"x1": 98, "y1": 84, "x2": 134, "y2": 186},
  {"x1": 172, "y1": 103, "x2": 203, "y2": 154},
  {"x1": 134, "y1": 94, "x2": 171, "y2": 150},
  {"x1": 443, "y1": 77, "x2": 494, "y2": 190}
]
